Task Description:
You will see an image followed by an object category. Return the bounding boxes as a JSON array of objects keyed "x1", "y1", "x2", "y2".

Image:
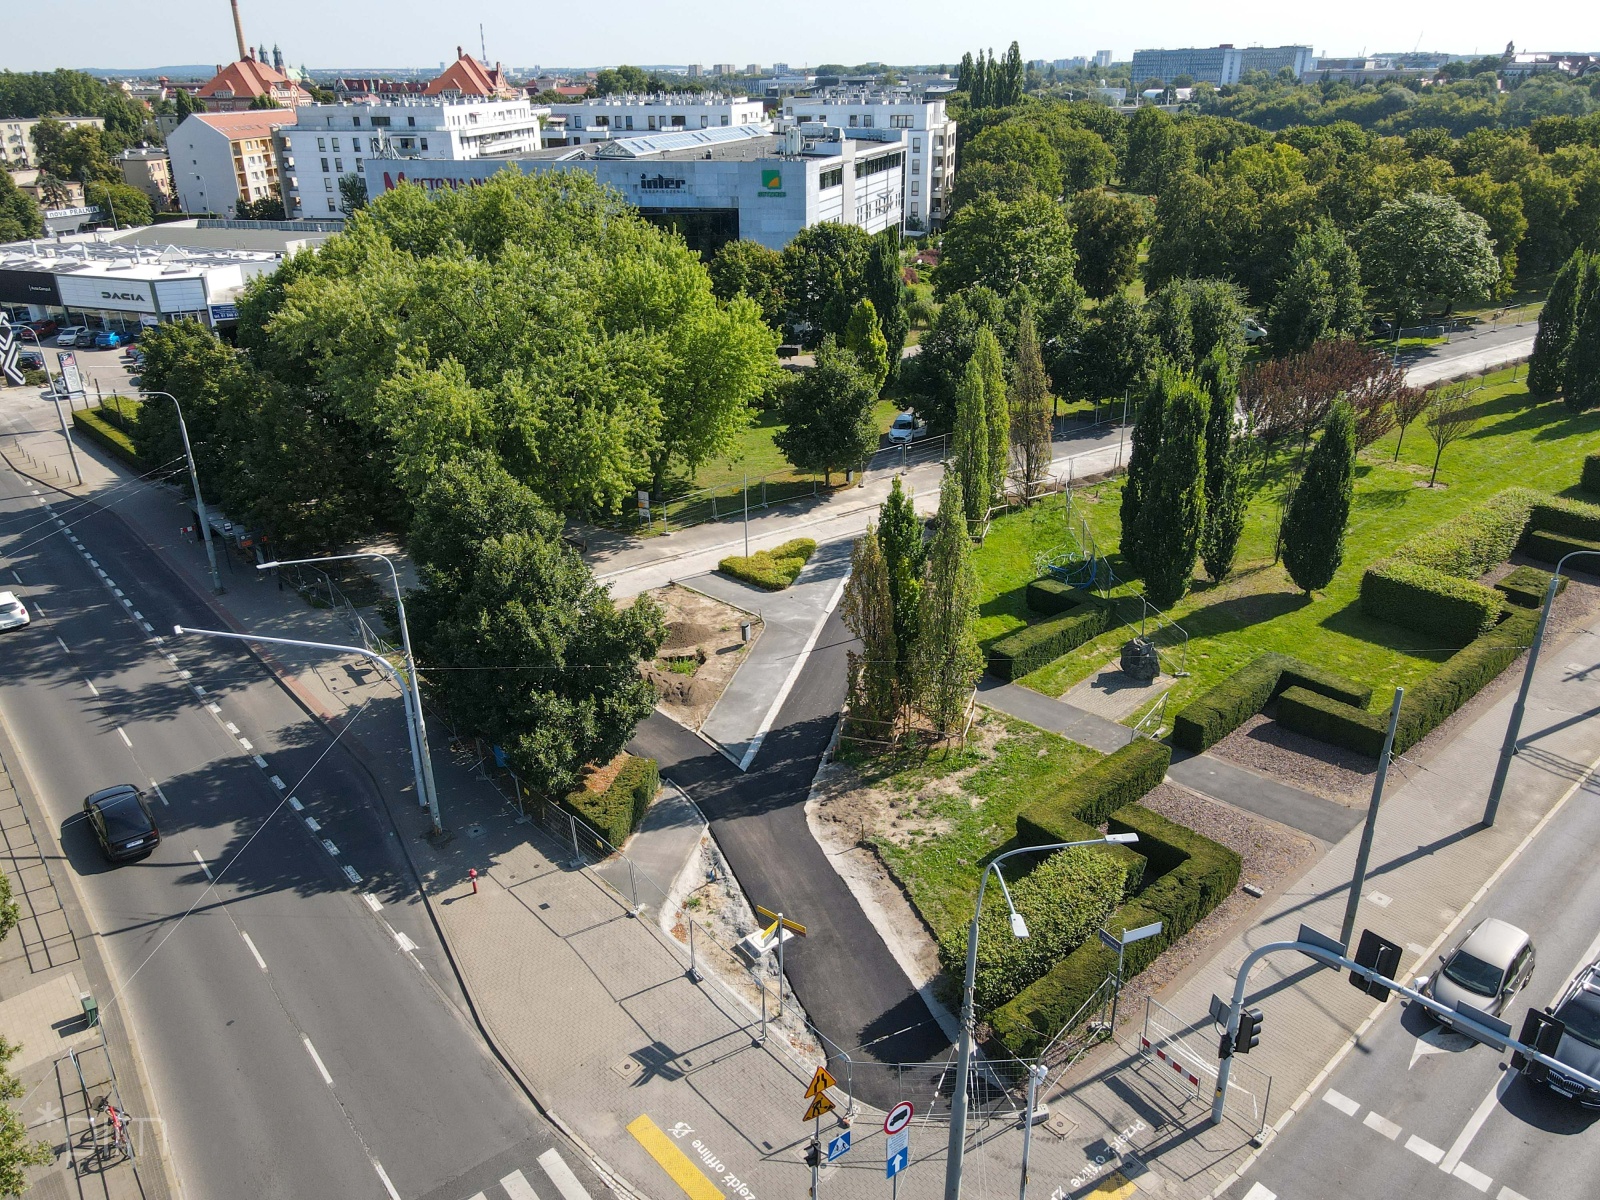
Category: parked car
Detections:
[
  {"x1": 92, "y1": 330, "x2": 123, "y2": 349},
  {"x1": 0, "y1": 591, "x2": 29, "y2": 631},
  {"x1": 887, "y1": 410, "x2": 930, "y2": 445},
  {"x1": 24, "y1": 319, "x2": 58, "y2": 339},
  {"x1": 56, "y1": 326, "x2": 89, "y2": 347},
  {"x1": 1242, "y1": 316, "x2": 1269, "y2": 345},
  {"x1": 18, "y1": 351, "x2": 44, "y2": 371},
  {"x1": 1529, "y1": 955, "x2": 1600, "y2": 1107},
  {"x1": 1417, "y1": 918, "x2": 1535, "y2": 1027},
  {"x1": 82, "y1": 785, "x2": 161, "y2": 862}
]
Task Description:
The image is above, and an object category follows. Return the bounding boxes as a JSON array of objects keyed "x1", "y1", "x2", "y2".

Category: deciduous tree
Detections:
[
  {"x1": 952, "y1": 358, "x2": 991, "y2": 529},
  {"x1": 845, "y1": 297, "x2": 890, "y2": 393},
  {"x1": 1423, "y1": 383, "x2": 1479, "y2": 485},
  {"x1": 878, "y1": 476, "x2": 924, "y2": 677},
  {"x1": 0, "y1": 1035, "x2": 52, "y2": 1196},
  {"x1": 781, "y1": 222, "x2": 872, "y2": 345},
  {"x1": 775, "y1": 337, "x2": 879, "y2": 485},
  {"x1": 975, "y1": 326, "x2": 1009, "y2": 501},
  {"x1": 0, "y1": 169, "x2": 42, "y2": 242},
  {"x1": 708, "y1": 239, "x2": 787, "y2": 328},
  {"x1": 1282, "y1": 401, "x2": 1356, "y2": 592},
  {"x1": 842, "y1": 524, "x2": 899, "y2": 735},
  {"x1": 1358, "y1": 190, "x2": 1499, "y2": 325},
  {"x1": 936, "y1": 191, "x2": 1077, "y2": 302},
  {"x1": 1010, "y1": 309, "x2": 1054, "y2": 503},
  {"x1": 911, "y1": 472, "x2": 984, "y2": 735},
  {"x1": 1069, "y1": 188, "x2": 1148, "y2": 299}
]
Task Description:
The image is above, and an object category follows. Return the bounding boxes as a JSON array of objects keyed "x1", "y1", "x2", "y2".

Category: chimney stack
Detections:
[{"x1": 229, "y1": 0, "x2": 248, "y2": 61}]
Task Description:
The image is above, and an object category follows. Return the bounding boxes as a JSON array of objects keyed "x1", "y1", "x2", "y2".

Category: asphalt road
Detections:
[
  {"x1": 0, "y1": 463, "x2": 603, "y2": 1200},
  {"x1": 1223, "y1": 764, "x2": 1600, "y2": 1200}
]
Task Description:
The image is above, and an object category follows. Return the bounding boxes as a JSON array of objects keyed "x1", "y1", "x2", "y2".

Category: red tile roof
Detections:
[
  {"x1": 187, "y1": 109, "x2": 294, "y2": 141},
  {"x1": 425, "y1": 49, "x2": 518, "y2": 98},
  {"x1": 197, "y1": 59, "x2": 310, "y2": 109}
]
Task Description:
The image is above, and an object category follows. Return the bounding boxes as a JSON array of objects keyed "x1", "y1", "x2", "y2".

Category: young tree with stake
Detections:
[
  {"x1": 1423, "y1": 384, "x2": 1479, "y2": 487},
  {"x1": 1010, "y1": 310, "x2": 1054, "y2": 503}
]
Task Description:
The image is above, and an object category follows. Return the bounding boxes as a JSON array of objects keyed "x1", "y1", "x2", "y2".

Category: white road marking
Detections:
[
  {"x1": 239, "y1": 737, "x2": 253, "y2": 751},
  {"x1": 1440, "y1": 1071, "x2": 1514, "y2": 1172},
  {"x1": 463, "y1": 1194, "x2": 488, "y2": 1200},
  {"x1": 224, "y1": 722, "x2": 239, "y2": 734},
  {"x1": 205, "y1": 702, "x2": 220, "y2": 714},
  {"x1": 192, "y1": 850, "x2": 213, "y2": 881},
  {"x1": 321, "y1": 839, "x2": 340, "y2": 857},
  {"x1": 288, "y1": 796, "x2": 304, "y2": 812},
  {"x1": 239, "y1": 931, "x2": 267, "y2": 971},
  {"x1": 1366, "y1": 891, "x2": 1393, "y2": 908},
  {"x1": 84, "y1": 678, "x2": 99, "y2": 697},
  {"x1": 1363, "y1": 1111, "x2": 1402, "y2": 1140},
  {"x1": 342, "y1": 865, "x2": 362, "y2": 885},
  {"x1": 269, "y1": 775, "x2": 285, "y2": 790},
  {"x1": 55, "y1": 637, "x2": 69, "y2": 653},
  {"x1": 9, "y1": 571, "x2": 19, "y2": 584},
  {"x1": 539, "y1": 1147, "x2": 594, "y2": 1200},
  {"x1": 362, "y1": 893, "x2": 382, "y2": 912},
  {"x1": 1499, "y1": 1187, "x2": 1532, "y2": 1200},
  {"x1": 395, "y1": 931, "x2": 417, "y2": 953},
  {"x1": 97, "y1": 569, "x2": 107, "y2": 579},
  {"x1": 1409, "y1": 1024, "x2": 1474, "y2": 1068},
  {"x1": 121, "y1": 598, "x2": 133, "y2": 608},
  {"x1": 301, "y1": 1036, "x2": 334, "y2": 1086},
  {"x1": 305, "y1": 817, "x2": 321, "y2": 832},
  {"x1": 1453, "y1": 1163, "x2": 1493, "y2": 1193},
  {"x1": 1322, "y1": 1089, "x2": 1360, "y2": 1117},
  {"x1": 149, "y1": 780, "x2": 169, "y2": 806},
  {"x1": 142, "y1": 623, "x2": 154, "y2": 633},
  {"x1": 371, "y1": 1158, "x2": 402, "y2": 1200},
  {"x1": 499, "y1": 1170, "x2": 540, "y2": 1200},
  {"x1": 1406, "y1": 1135, "x2": 1444, "y2": 1164},
  {"x1": 113, "y1": 588, "x2": 123, "y2": 597},
  {"x1": 116, "y1": 727, "x2": 131, "y2": 748},
  {"x1": 1240, "y1": 1186, "x2": 1276, "y2": 1200},
  {"x1": 252, "y1": 755, "x2": 268, "y2": 769},
  {"x1": 132, "y1": 610, "x2": 142, "y2": 620}
]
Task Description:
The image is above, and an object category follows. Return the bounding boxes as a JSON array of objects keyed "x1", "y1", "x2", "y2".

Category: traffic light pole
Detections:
[
  {"x1": 1340, "y1": 688, "x2": 1403, "y2": 948},
  {"x1": 1208, "y1": 933, "x2": 1600, "y2": 1126}
]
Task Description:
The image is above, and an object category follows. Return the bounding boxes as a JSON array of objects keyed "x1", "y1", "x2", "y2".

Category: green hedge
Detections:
[
  {"x1": 989, "y1": 803, "x2": 1242, "y2": 1057},
  {"x1": 717, "y1": 538, "x2": 817, "y2": 590},
  {"x1": 72, "y1": 408, "x2": 145, "y2": 471},
  {"x1": 1583, "y1": 454, "x2": 1600, "y2": 497},
  {"x1": 1389, "y1": 488, "x2": 1540, "y2": 578},
  {"x1": 561, "y1": 755, "x2": 658, "y2": 848},
  {"x1": 1496, "y1": 565, "x2": 1565, "y2": 609},
  {"x1": 1519, "y1": 528, "x2": 1600, "y2": 569},
  {"x1": 1171, "y1": 653, "x2": 1372, "y2": 752},
  {"x1": 1529, "y1": 496, "x2": 1600, "y2": 543},
  {"x1": 1026, "y1": 578, "x2": 1102, "y2": 616},
  {"x1": 1361, "y1": 559, "x2": 1505, "y2": 646},
  {"x1": 1276, "y1": 686, "x2": 1390, "y2": 757},
  {"x1": 988, "y1": 603, "x2": 1110, "y2": 681}
]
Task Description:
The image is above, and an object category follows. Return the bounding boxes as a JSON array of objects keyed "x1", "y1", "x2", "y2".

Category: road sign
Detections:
[
  {"x1": 56, "y1": 352, "x2": 83, "y2": 396},
  {"x1": 805, "y1": 1066, "x2": 836, "y2": 1099},
  {"x1": 804, "y1": 1093, "x2": 836, "y2": 1122},
  {"x1": 886, "y1": 1131, "x2": 909, "y2": 1179},
  {"x1": 1122, "y1": 920, "x2": 1163, "y2": 944},
  {"x1": 755, "y1": 906, "x2": 807, "y2": 936},
  {"x1": 884, "y1": 1101, "x2": 914, "y2": 1135},
  {"x1": 826, "y1": 1131, "x2": 851, "y2": 1163},
  {"x1": 1098, "y1": 929, "x2": 1122, "y2": 951}
]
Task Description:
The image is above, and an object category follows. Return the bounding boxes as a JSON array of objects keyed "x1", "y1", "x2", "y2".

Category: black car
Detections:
[
  {"x1": 83, "y1": 785, "x2": 161, "y2": 862},
  {"x1": 1533, "y1": 956, "x2": 1600, "y2": 1107}
]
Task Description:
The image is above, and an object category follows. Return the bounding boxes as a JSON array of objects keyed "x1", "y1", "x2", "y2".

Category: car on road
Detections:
[
  {"x1": 1527, "y1": 955, "x2": 1600, "y2": 1106},
  {"x1": 91, "y1": 330, "x2": 123, "y2": 349},
  {"x1": 1418, "y1": 918, "x2": 1535, "y2": 1027},
  {"x1": 1242, "y1": 316, "x2": 1269, "y2": 345},
  {"x1": 82, "y1": 785, "x2": 161, "y2": 862},
  {"x1": 56, "y1": 326, "x2": 89, "y2": 347},
  {"x1": 0, "y1": 592, "x2": 29, "y2": 630},
  {"x1": 887, "y1": 410, "x2": 929, "y2": 445}
]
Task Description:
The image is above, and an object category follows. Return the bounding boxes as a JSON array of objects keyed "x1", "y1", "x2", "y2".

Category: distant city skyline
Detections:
[{"x1": 1, "y1": 0, "x2": 1594, "y2": 74}]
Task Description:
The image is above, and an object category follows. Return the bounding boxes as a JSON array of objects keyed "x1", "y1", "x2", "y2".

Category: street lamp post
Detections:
[
  {"x1": 15, "y1": 325, "x2": 82, "y2": 487},
  {"x1": 173, "y1": 623, "x2": 443, "y2": 836},
  {"x1": 1483, "y1": 549, "x2": 1600, "y2": 825},
  {"x1": 257, "y1": 552, "x2": 440, "y2": 833},
  {"x1": 944, "y1": 833, "x2": 1140, "y2": 1200},
  {"x1": 142, "y1": 391, "x2": 223, "y2": 595}
]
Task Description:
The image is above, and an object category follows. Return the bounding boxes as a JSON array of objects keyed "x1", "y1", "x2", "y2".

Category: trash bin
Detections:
[{"x1": 740, "y1": 621, "x2": 752, "y2": 643}]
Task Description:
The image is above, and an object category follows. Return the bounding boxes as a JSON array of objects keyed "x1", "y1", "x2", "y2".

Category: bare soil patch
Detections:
[{"x1": 636, "y1": 583, "x2": 761, "y2": 730}]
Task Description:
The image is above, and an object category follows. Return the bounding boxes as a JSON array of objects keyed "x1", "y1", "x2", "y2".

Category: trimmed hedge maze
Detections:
[
  {"x1": 987, "y1": 581, "x2": 1111, "y2": 681},
  {"x1": 1172, "y1": 654, "x2": 1372, "y2": 753}
]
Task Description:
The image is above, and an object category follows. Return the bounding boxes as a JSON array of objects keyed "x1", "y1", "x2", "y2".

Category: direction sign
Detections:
[
  {"x1": 1122, "y1": 920, "x2": 1163, "y2": 944},
  {"x1": 886, "y1": 1132, "x2": 909, "y2": 1179},
  {"x1": 0, "y1": 316, "x2": 21, "y2": 387},
  {"x1": 803, "y1": 1093, "x2": 836, "y2": 1122},
  {"x1": 805, "y1": 1066, "x2": 837, "y2": 1099},
  {"x1": 884, "y1": 1101, "x2": 914, "y2": 1135},
  {"x1": 1098, "y1": 928, "x2": 1122, "y2": 951},
  {"x1": 826, "y1": 1130, "x2": 851, "y2": 1163}
]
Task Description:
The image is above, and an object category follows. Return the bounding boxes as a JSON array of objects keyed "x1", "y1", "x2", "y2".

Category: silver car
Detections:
[
  {"x1": 1419, "y1": 918, "x2": 1535, "y2": 1027},
  {"x1": 1536, "y1": 957, "x2": 1600, "y2": 1107},
  {"x1": 0, "y1": 591, "x2": 28, "y2": 631}
]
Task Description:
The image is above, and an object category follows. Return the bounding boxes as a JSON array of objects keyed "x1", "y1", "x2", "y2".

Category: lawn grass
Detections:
[
  {"x1": 970, "y1": 367, "x2": 1600, "y2": 723},
  {"x1": 853, "y1": 715, "x2": 1103, "y2": 947},
  {"x1": 684, "y1": 399, "x2": 903, "y2": 494}
]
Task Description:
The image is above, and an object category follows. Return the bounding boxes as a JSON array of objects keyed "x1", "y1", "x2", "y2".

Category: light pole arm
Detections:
[{"x1": 174, "y1": 624, "x2": 401, "y2": 686}]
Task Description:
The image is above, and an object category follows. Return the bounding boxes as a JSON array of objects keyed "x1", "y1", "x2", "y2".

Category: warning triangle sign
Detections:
[
  {"x1": 804, "y1": 1093, "x2": 836, "y2": 1122},
  {"x1": 805, "y1": 1066, "x2": 837, "y2": 1099}
]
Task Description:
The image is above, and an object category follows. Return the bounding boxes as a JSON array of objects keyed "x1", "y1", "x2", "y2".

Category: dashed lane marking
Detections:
[
  {"x1": 269, "y1": 775, "x2": 285, "y2": 790},
  {"x1": 305, "y1": 818, "x2": 321, "y2": 833},
  {"x1": 1323, "y1": 1089, "x2": 1360, "y2": 1117},
  {"x1": 301, "y1": 1036, "x2": 334, "y2": 1086},
  {"x1": 252, "y1": 754, "x2": 267, "y2": 769},
  {"x1": 132, "y1": 610, "x2": 142, "y2": 620},
  {"x1": 1452, "y1": 1163, "x2": 1493, "y2": 1193},
  {"x1": 192, "y1": 850, "x2": 213, "y2": 882},
  {"x1": 149, "y1": 781, "x2": 169, "y2": 806},
  {"x1": 116, "y1": 727, "x2": 132, "y2": 748},
  {"x1": 240, "y1": 739, "x2": 255, "y2": 755},
  {"x1": 224, "y1": 722, "x2": 239, "y2": 734},
  {"x1": 143, "y1": 623, "x2": 155, "y2": 633},
  {"x1": 84, "y1": 679, "x2": 99, "y2": 697},
  {"x1": 371, "y1": 1159, "x2": 402, "y2": 1200},
  {"x1": 362, "y1": 893, "x2": 382, "y2": 912},
  {"x1": 321, "y1": 839, "x2": 340, "y2": 857},
  {"x1": 288, "y1": 796, "x2": 303, "y2": 812},
  {"x1": 1406, "y1": 1135, "x2": 1444, "y2": 1165},
  {"x1": 55, "y1": 637, "x2": 69, "y2": 653},
  {"x1": 394, "y1": 930, "x2": 417, "y2": 954},
  {"x1": 1362, "y1": 1111, "x2": 1401, "y2": 1140},
  {"x1": 240, "y1": 931, "x2": 267, "y2": 971},
  {"x1": 342, "y1": 865, "x2": 362, "y2": 885},
  {"x1": 205, "y1": 702, "x2": 220, "y2": 714},
  {"x1": 112, "y1": 588, "x2": 123, "y2": 597},
  {"x1": 177, "y1": 668, "x2": 189, "y2": 679}
]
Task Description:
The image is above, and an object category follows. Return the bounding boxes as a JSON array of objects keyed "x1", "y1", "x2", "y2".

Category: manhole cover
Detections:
[
  {"x1": 1045, "y1": 1110, "x2": 1077, "y2": 1139},
  {"x1": 612, "y1": 1056, "x2": 642, "y2": 1081},
  {"x1": 464, "y1": 824, "x2": 486, "y2": 839}
]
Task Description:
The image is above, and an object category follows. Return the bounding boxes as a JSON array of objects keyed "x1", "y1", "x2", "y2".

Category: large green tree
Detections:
[
  {"x1": 911, "y1": 472, "x2": 984, "y2": 734},
  {"x1": 845, "y1": 297, "x2": 890, "y2": 393},
  {"x1": 1009, "y1": 309, "x2": 1054, "y2": 502},
  {"x1": 1070, "y1": 188, "x2": 1149, "y2": 299},
  {"x1": 1563, "y1": 258, "x2": 1600, "y2": 412},
  {"x1": 781, "y1": 222, "x2": 872, "y2": 346},
  {"x1": 1122, "y1": 369, "x2": 1207, "y2": 608},
  {"x1": 1198, "y1": 349, "x2": 1246, "y2": 581},
  {"x1": 86, "y1": 179, "x2": 153, "y2": 226},
  {"x1": 952, "y1": 357, "x2": 992, "y2": 529},
  {"x1": 1528, "y1": 247, "x2": 1588, "y2": 397},
  {"x1": 1281, "y1": 401, "x2": 1357, "y2": 592},
  {"x1": 408, "y1": 460, "x2": 664, "y2": 797},
  {"x1": 1267, "y1": 221, "x2": 1366, "y2": 353},
  {"x1": 842, "y1": 524, "x2": 899, "y2": 734},
  {"x1": 131, "y1": 319, "x2": 246, "y2": 500},
  {"x1": 936, "y1": 191, "x2": 1077, "y2": 302},
  {"x1": 0, "y1": 169, "x2": 42, "y2": 242},
  {"x1": 907, "y1": 286, "x2": 1007, "y2": 431},
  {"x1": 774, "y1": 337, "x2": 879, "y2": 484},
  {"x1": 975, "y1": 326, "x2": 1009, "y2": 503},
  {"x1": 879, "y1": 475, "x2": 923, "y2": 677},
  {"x1": 708, "y1": 239, "x2": 787, "y2": 328},
  {"x1": 1121, "y1": 106, "x2": 1195, "y2": 195},
  {"x1": 865, "y1": 230, "x2": 909, "y2": 374},
  {"x1": 1357, "y1": 190, "x2": 1499, "y2": 324}
]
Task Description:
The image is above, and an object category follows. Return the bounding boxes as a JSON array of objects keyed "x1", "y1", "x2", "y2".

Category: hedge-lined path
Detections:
[{"x1": 976, "y1": 680, "x2": 1358, "y2": 842}]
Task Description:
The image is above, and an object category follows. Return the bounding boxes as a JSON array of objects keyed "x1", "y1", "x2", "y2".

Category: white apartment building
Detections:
[
  {"x1": 275, "y1": 98, "x2": 544, "y2": 218},
  {"x1": 539, "y1": 94, "x2": 767, "y2": 147},
  {"x1": 169, "y1": 111, "x2": 290, "y2": 217},
  {"x1": 0, "y1": 116, "x2": 105, "y2": 168},
  {"x1": 782, "y1": 93, "x2": 956, "y2": 229}
]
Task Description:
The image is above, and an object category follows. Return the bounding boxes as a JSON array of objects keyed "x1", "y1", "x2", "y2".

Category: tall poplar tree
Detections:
[
  {"x1": 1561, "y1": 259, "x2": 1600, "y2": 412},
  {"x1": 845, "y1": 297, "x2": 890, "y2": 393},
  {"x1": 912, "y1": 472, "x2": 984, "y2": 735},
  {"x1": 952, "y1": 358, "x2": 991, "y2": 530},
  {"x1": 878, "y1": 476, "x2": 924, "y2": 678},
  {"x1": 842, "y1": 524, "x2": 899, "y2": 735},
  {"x1": 1282, "y1": 401, "x2": 1357, "y2": 593},
  {"x1": 1010, "y1": 309, "x2": 1054, "y2": 503},
  {"x1": 1198, "y1": 348, "x2": 1246, "y2": 581},
  {"x1": 974, "y1": 326, "x2": 1010, "y2": 502},
  {"x1": 1529, "y1": 248, "x2": 1588, "y2": 398}
]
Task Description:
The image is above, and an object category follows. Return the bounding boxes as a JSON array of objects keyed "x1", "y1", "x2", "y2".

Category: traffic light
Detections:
[
  {"x1": 804, "y1": 1141, "x2": 820, "y2": 1169},
  {"x1": 1350, "y1": 929, "x2": 1403, "y2": 1002},
  {"x1": 1511, "y1": 1009, "x2": 1566, "y2": 1082},
  {"x1": 1233, "y1": 1007, "x2": 1264, "y2": 1054}
]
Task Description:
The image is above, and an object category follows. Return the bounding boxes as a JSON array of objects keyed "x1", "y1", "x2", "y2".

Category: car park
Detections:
[
  {"x1": 56, "y1": 326, "x2": 89, "y2": 347},
  {"x1": 92, "y1": 330, "x2": 123, "y2": 349},
  {"x1": 0, "y1": 592, "x2": 29, "y2": 630},
  {"x1": 82, "y1": 785, "x2": 161, "y2": 862},
  {"x1": 887, "y1": 411, "x2": 929, "y2": 444},
  {"x1": 1417, "y1": 918, "x2": 1535, "y2": 1027},
  {"x1": 1530, "y1": 955, "x2": 1600, "y2": 1106}
]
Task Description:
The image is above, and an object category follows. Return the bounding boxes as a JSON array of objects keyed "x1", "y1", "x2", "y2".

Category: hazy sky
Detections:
[{"x1": 4, "y1": 0, "x2": 1596, "y2": 72}]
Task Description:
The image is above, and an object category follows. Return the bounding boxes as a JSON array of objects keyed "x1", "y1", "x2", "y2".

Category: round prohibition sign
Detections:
[{"x1": 884, "y1": 1101, "x2": 914, "y2": 1136}]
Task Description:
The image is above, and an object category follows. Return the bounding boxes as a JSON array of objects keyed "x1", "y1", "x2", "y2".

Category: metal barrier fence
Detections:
[{"x1": 1139, "y1": 997, "x2": 1271, "y2": 1138}]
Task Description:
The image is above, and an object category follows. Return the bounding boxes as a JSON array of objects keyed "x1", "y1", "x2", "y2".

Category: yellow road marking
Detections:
[
  {"x1": 1086, "y1": 1171, "x2": 1138, "y2": 1199},
  {"x1": 626, "y1": 1115, "x2": 725, "y2": 1200}
]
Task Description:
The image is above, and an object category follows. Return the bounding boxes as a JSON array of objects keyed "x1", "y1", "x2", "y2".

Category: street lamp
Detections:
[
  {"x1": 142, "y1": 392, "x2": 223, "y2": 595},
  {"x1": 14, "y1": 324, "x2": 81, "y2": 487},
  {"x1": 944, "y1": 833, "x2": 1139, "y2": 1200},
  {"x1": 1483, "y1": 549, "x2": 1600, "y2": 825},
  {"x1": 257, "y1": 552, "x2": 440, "y2": 832},
  {"x1": 172, "y1": 623, "x2": 443, "y2": 836}
]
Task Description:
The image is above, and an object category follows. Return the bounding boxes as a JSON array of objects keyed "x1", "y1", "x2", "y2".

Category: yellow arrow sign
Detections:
[
  {"x1": 805, "y1": 1066, "x2": 837, "y2": 1099},
  {"x1": 755, "y1": 906, "x2": 807, "y2": 936},
  {"x1": 804, "y1": 1093, "x2": 836, "y2": 1122}
]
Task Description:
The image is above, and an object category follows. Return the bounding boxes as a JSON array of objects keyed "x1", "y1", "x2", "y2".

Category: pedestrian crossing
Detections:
[{"x1": 460, "y1": 1148, "x2": 593, "y2": 1200}]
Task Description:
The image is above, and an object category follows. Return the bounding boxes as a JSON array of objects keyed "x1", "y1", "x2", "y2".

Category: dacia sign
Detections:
[{"x1": 101, "y1": 289, "x2": 149, "y2": 303}]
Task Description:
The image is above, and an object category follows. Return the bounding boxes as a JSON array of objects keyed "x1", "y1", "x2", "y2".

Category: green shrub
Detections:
[
  {"x1": 1361, "y1": 558, "x2": 1505, "y2": 645},
  {"x1": 989, "y1": 802, "x2": 1241, "y2": 1056},
  {"x1": 718, "y1": 537, "x2": 816, "y2": 590},
  {"x1": 72, "y1": 407, "x2": 145, "y2": 471},
  {"x1": 561, "y1": 755, "x2": 658, "y2": 848},
  {"x1": 1018, "y1": 738, "x2": 1171, "y2": 845},
  {"x1": 988, "y1": 601, "x2": 1111, "y2": 680},
  {"x1": 1276, "y1": 686, "x2": 1390, "y2": 756},
  {"x1": 1390, "y1": 488, "x2": 1540, "y2": 578},
  {"x1": 1519, "y1": 528, "x2": 1600, "y2": 568},
  {"x1": 1171, "y1": 652, "x2": 1371, "y2": 752},
  {"x1": 1529, "y1": 496, "x2": 1600, "y2": 543},
  {"x1": 1495, "y1": 565, "x2": 1565, "y2": 609},
  {"x1": 1025, "y1": 578, "x2": 1102, "y2": 615},
  {"x1": 1583, "y1": 453, "x2": 1600, "y2": 496}
]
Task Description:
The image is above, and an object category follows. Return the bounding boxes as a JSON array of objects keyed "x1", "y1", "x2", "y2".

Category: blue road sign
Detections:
[
  {"x1": 887, "y1": 1146, "x2": 909, "y2": 1179},
  {"x1": 826, "y1": 1130, "x2": 851, "y2": 1163}
]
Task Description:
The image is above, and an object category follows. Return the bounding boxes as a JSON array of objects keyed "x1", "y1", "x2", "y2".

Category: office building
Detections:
[
  {"x1": 367, "y1": 123, "x2": 905, "y2": 255},
  {"x1": 117, "y1": 147, "x2": 176, "y2": 210},
  {"x1": 782, "y1": 91, "x2": 955, "y2": 228},
  {"x1": 1130, "y1": 43, "x2": 1313, "y2": 85},
  {"x1": 169, "y1": 110, "x2": 291, "y2": 217},
  {"x1": 276, "y1": 98, "x2": 544, "y2": 218},
  {"x1": 0, "y1": 116, "x2": 104, "y2": 168},
  {"x1": 539, "y1": 94, "x2": 766, "y2": 147},
  {"x1": 1094, "y1": 50, "x2": 1114, "y2": 68}
]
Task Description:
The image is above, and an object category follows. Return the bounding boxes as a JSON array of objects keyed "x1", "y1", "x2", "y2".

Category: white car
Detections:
[
  {"x1": 1242, "y1": 317, "x2": 1269, "y2": 345},
  {"x1": 887, "y1": 411, "x2": 929, "y2": 445},
  {"x1": 0, "y1": 592, "x2": 29, "y2": 631},
  {"x1": 56, "y1": 327, "x2": 89, "y2": 348}
]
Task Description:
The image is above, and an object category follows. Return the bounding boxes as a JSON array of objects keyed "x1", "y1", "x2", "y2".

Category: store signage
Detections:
[
  {"x1": 758, "y1": 167, "x2": 786, "y2": 198},
  {"x1": 0, "y1": 269, "x2": 61, "y2": 306},
  {"x1": 637, "y1": 173, "x2": 687, "y2": 191},
  {"x1": 210, "y1": 304, "x2": 239, "y2": 322},
  {"x1": 101, "y1": 289, "x2": 149, "y2": 303}
]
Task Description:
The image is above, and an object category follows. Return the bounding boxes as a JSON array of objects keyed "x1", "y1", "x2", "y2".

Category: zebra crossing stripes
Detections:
[{"x1": 459, "y1": 1153, "x2": 593, "y2": 1200}]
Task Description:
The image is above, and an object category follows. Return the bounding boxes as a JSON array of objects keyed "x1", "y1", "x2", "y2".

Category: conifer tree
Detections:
[
  {"x1": 1124, "y1": 370, "x2": 1207, "y2": 607},
  {"x1": 878, "y1": 476, "x2": 924, "y2": 680},
  {"x1": 1562, "y1": 259, "x2": 1600, "y2": 412},
  {"x1": 974, "y1": 325, "x2": 1009, "y2": 503},
  {"x1": 1282, "y1": 401, "x2": 1356, "y2": 592},
  {"x1": 912, "y1": 472, "x2": 984, "y2": 735},
  {"x1": 1529, "y1": 248, "x2": 1587, "y2": 398},
  {"x1": 1119, "y1": 376, "x2": 1166, "y2": 580},
  {"x1": 1198, "y1": 348, "x2": 1245, "y2": 581}
]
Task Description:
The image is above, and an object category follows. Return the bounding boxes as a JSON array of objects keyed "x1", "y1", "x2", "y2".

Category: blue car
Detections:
[{"x1": 92, "y1": 330, "x2": 123, "y2": 348}]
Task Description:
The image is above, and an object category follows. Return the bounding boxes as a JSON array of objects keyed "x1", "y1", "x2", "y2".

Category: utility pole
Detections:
[
  {"x1": 1340, "y1": 688, "x2": 1403, "y2": 949},
  {"x1": 145, "y1": 392, "x2": 222, "y2": 594}
]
